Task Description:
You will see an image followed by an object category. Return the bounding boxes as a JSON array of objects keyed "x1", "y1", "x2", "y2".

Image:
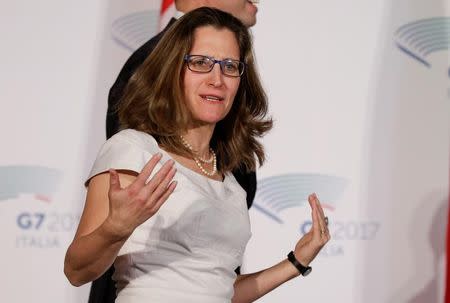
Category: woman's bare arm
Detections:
[
  {"x1": 64, "y1": 154, "x2": 177, "y2": 286},
  {"x1": 232, "y1": 194, "x2": 330, "y2": 303}
]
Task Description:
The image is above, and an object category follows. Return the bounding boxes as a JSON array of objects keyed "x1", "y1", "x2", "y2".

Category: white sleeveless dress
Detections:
[{"x1": 87, "y1": 129, "x2": 252, "y2": 303}]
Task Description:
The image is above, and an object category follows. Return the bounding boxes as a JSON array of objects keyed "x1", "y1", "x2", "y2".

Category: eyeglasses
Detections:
[{"x1": 184, "y1": 54, "x2": 245, "y2": 77}]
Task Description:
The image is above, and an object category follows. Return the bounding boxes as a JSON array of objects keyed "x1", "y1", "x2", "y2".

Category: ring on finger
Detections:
[{"x1": 324, "y1": 216, "x2": 329, "y2": 226}]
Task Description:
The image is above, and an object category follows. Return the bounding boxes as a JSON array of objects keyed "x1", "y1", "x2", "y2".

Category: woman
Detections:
[{"x1": 64, "y1": 7, "x2": 330, "y2": 303}]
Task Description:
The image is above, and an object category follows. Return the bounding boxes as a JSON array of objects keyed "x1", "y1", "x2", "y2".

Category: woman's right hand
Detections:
[{"x1": 104, "y1": 153, "x2": 177, "y2": 240}]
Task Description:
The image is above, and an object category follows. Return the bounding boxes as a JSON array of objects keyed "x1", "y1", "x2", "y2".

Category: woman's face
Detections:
[{"x1": 183, "y1": 26, "x2": 241, "y2": 127}]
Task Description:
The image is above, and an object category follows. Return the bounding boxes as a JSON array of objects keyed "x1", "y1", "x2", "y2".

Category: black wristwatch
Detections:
[{"x1": 287, "y1": 251, "x2": 312, "y2": 276}]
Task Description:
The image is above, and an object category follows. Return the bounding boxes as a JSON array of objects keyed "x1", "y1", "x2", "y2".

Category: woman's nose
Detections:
[{"x1": 207, "y1": 63, "x2": 224, "y2": 87}]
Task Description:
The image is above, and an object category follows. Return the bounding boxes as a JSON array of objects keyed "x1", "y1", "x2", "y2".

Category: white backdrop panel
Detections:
[
  {"x1": 0, "y1": 1, "x2": 448, "y2": 302},
  {"x1": 245, "y1": 0, "x2": 448, "y2": 302}
]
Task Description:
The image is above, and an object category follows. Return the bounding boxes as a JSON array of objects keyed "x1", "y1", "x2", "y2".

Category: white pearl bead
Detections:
[{"x1": 180, "y1": 135, "x2": 217, "y2": 176}]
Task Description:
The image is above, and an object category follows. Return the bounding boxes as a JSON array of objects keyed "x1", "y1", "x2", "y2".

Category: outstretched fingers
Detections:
[
  {"x1": 146, "y1": 164, "x2": 177, "y2": 208},
  {"x1": 144, "y1": 159, "x2": 175, "y2": 193},
  {"x1": 309, "y1": 194, "x2": 321, "y2": 239},
  {"x1": 314, "y1": 193, "x2": 328, "y2": 226},
  {"x1": 132, "y1": 153, "x2": 163, "y2": 189},
  {"x1": 309, "y1": 194, "x2": 330, "y2": 243},
  {"x1": 104, "y1": 155, "x2": 177, "y2": 235},
  {"x1": 150, "y1": 180, "x2": 178, "y2": 213}
]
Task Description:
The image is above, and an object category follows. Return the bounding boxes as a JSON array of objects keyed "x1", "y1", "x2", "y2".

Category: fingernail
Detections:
[{"x1": 155, "y1": 152, "x2": 162, "y2": 158}]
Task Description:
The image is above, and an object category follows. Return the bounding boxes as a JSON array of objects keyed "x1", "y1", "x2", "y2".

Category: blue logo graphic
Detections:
[
  {"x1": 394, "y1": 17, "x2": 450, "y2": 68},
  {"x1": 111, "y1": 10, "x2": 159, "y2": 51},
  {"x1": 253, "y1": 173, "x2": 348, "y2": 223},
  {"x1": 0, "y1": 166, "x2": 62, "y2": 202}
]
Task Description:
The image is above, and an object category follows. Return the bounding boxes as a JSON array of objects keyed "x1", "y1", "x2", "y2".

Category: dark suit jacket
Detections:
[{"x1": 89, "y1": 18, "x2": 257, "y2": 303}]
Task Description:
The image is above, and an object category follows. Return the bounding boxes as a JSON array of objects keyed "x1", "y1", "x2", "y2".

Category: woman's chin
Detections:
[{"x1": 191, "y1": 115, "x2": 226, "y2": 127}]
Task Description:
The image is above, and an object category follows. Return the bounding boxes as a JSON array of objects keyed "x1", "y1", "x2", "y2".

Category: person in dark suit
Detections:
[{"x1": 90, "y1": 2, "x2": 260, "y2": 302}]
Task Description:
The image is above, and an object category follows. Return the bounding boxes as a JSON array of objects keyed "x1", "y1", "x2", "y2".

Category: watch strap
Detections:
[{"x1": 287, "y1": 251, "x2": 312, "y2": 276}]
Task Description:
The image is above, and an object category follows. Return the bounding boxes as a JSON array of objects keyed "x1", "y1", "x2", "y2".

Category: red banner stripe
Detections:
[
  {"x1": 446, "y1": 196, "x2": 450, "y2": 303},
  {"x1": 160, "y1": 0, "x2": 174, "y2": 14}
]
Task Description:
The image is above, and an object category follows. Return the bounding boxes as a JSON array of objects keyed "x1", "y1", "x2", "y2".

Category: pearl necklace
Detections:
[{"x1": 180, "y1": 136, "x2": 217, "y2": 176}]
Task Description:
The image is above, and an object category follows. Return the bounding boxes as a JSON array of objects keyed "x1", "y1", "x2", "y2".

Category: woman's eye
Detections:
[
  {"x1": 224, "y1": 62, "x2": 238, "y2": 71},
  {"x1": 192, "y1": 58, "x2": 209, "y2": 66}
]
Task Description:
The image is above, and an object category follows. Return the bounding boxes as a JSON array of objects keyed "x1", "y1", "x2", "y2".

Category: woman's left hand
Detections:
[
  {"x1": 293, "y1": 193, "x2": 330, "y2": 266},
  {"x1": 231, "y1": 193, "x2": 330, "y2": 302}
]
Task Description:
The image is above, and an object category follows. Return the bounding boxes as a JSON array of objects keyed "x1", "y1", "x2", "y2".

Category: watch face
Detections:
[{"x1": 302, "y1": 267, "x2": 312, "y2": 276}]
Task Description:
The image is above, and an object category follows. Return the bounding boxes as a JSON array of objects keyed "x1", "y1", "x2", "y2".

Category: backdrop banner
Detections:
[{"x1": 0, "y1": 1, "x2": 447, "y2": 302}]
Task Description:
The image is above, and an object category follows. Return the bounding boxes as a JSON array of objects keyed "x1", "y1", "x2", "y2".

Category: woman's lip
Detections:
[{"x1": 200, "y1": 94, "x2": 224, "y2": 101}]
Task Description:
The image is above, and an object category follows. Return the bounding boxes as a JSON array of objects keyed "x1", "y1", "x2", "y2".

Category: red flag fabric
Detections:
[
  {"x1": 159, "y1": 0, "x2": 175, "y2": 30},
  {"x1": 160, "y1": 0, "x2": 173, "y2": 12},
  {"x1": 446, "y1": 198, "x2": 450, "y2": 303}
]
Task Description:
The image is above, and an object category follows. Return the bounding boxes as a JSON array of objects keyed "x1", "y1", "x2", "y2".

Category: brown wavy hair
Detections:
[{"x1": 118, "y1": 7, "x2": 272, "y2": 173}]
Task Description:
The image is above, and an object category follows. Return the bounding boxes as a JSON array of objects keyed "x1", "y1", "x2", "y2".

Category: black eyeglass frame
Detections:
[{"x1": 184, "y1": 54, "x2": 246, "y2": 77}]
